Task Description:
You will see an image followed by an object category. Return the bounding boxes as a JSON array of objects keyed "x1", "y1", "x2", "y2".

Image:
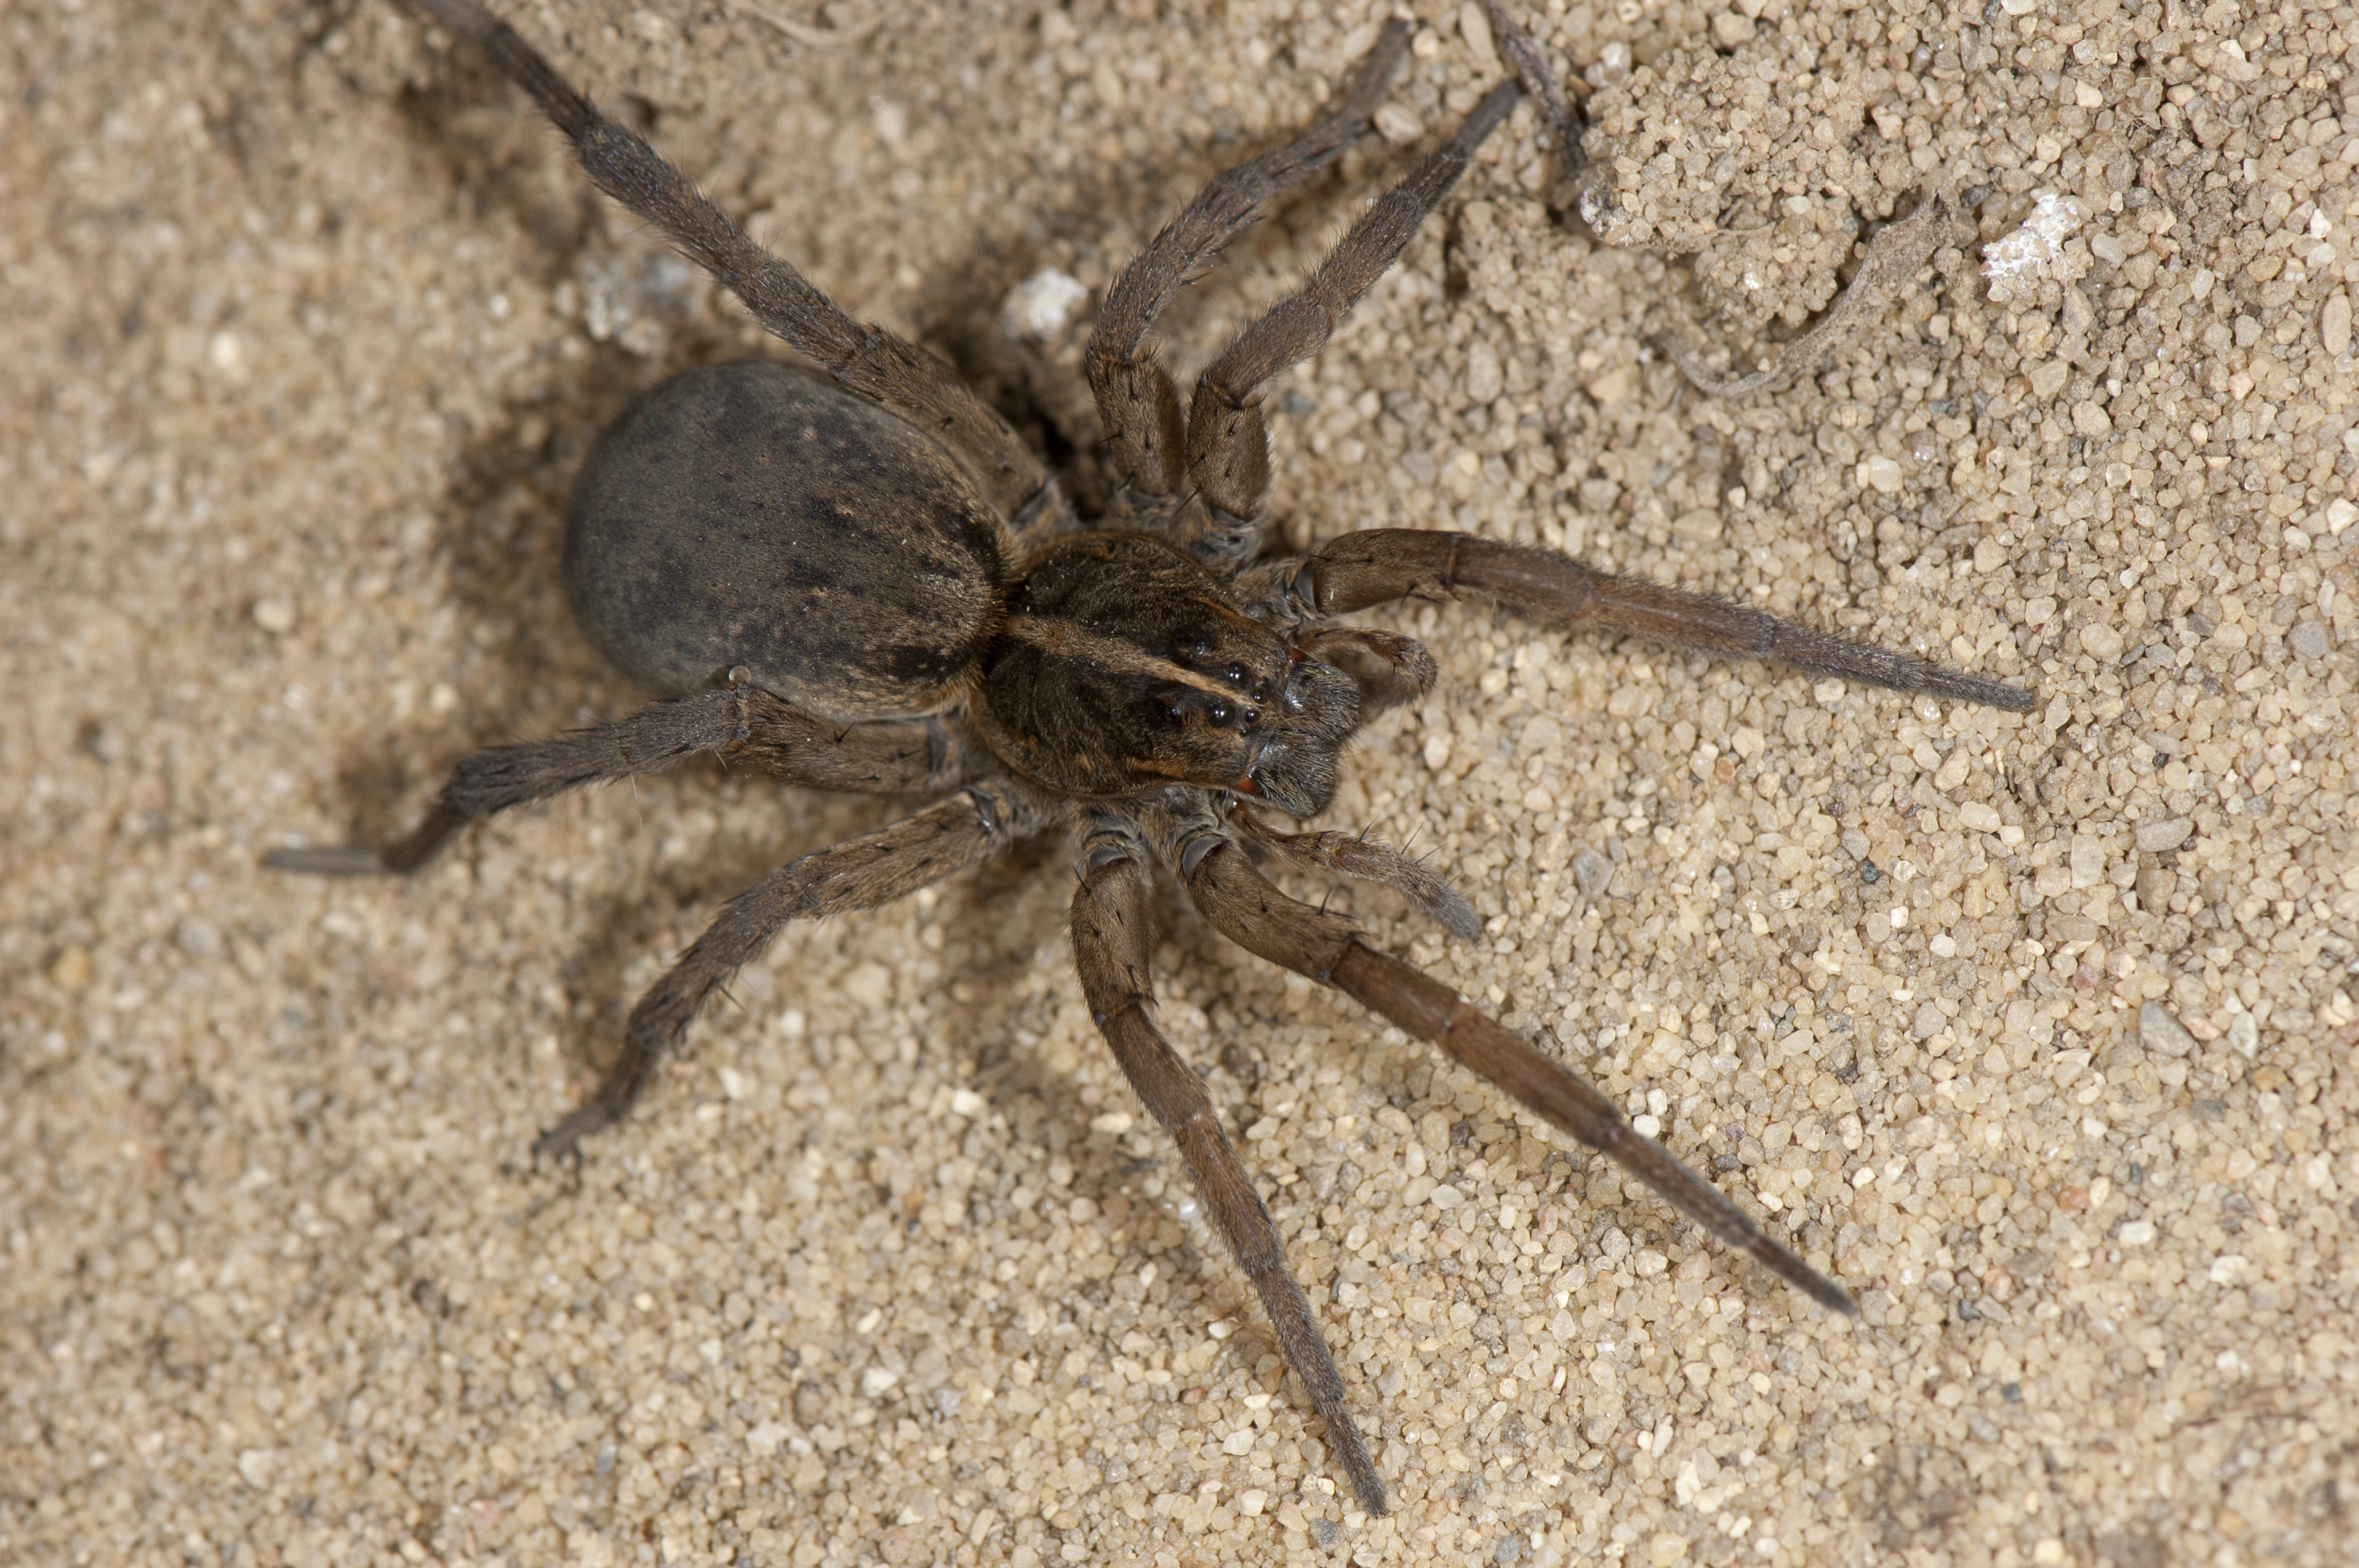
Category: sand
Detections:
[{"x1": 5, "y1": 1, "x2": 2354, "y2": 1564}]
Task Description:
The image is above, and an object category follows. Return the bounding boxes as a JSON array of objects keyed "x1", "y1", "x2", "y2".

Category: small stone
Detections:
[
  {"x1": 253, "y1": 597, "x2": 296, "y2": 633},
  {"x1": 2288, "y1": 621, "x2": 2329, "y2": 659},
  {"x1": 49, "y1": 945, "x2": 91, "y2": 989},
  {"x1": 1000, "y1": 268, "x2": 1088, "y2": 340},
  {"x1": 2133, "y1": 817, "x2": 2192, "y2": 852},
  {"x1": 1913, "y1": 1002, "x2": 1946, "y2": 1040},
  {"x1": 2061, "y1": 285, "x2": 2096, "y2": 337},
  {"x1": 2324, "y1": 291, "x2": 2353, "y2": 358},
  {"x1": 2138, "y1": 1002, "x2": 2196, "y2": 1058},
  {"x1": 1858, "y1": 453, "x2": 1904, "y2": 493},
  {"x1": 1959, "y1": 801, "x2": 2002, "y2": 833},
  {"x1": 1456, "y1": 0, "x2": 1499, "y2": 72},
  {"x1": 2226, "y1": 1012, "x2": 2259, "y2": 1059},
  {"x1": 1373, "y1": 101, "x2": 1423, "y2": 145},
  {"x1": 1463, "y1": 339, "x2": 1504, "y2": 405},
  {"x1": 1572, "y1": 848, "x2": 1614, "y2": 896},
  {"x1": 746, "y1": 1421, "x2": 789, "y2": 1457}
]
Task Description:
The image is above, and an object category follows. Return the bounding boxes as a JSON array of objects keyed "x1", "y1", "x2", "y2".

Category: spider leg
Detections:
[
  {"x1": 1252, "y1": 530, "x2": 2036, "y2": 710},
  {"x1": 1181, "y1": 80, "x2": 1522, "y2": 532},
  {"x1": 1085, "y1": 20, "x2": 1409, "y2": 509},
  {"x1": 1161, "y1": 808, "x2": 1857, "y2": 1316},
  {"x1": 1066, "y1": 815, "x2": 1388, "y2": 1516},
  {"x1": 1231, "y1": 803, "x2": 1479, "y2": 942},
  {"x1": 539, "y1": 781, "x2": 1049, "y2": 1157},
  {"x1": 404, "y1": 0, "x2": 1049, "y2": 518},
  {"x1": 1292, "y1": 625, "x2": 1437, "y2": 713},
  {"x1": 265, "y1": 688, "x2": 969, "y2": 875}
]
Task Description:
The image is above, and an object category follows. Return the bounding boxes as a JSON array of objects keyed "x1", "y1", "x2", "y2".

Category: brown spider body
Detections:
[
  {"x1": 566, "y1": 359, "x2": 1009, "y2": 715},
  {"x1": 274, "y1": 0, "x2": 2035, "y2": 1516}
]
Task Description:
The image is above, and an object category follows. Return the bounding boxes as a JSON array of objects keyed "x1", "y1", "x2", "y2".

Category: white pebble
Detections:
[{"x1": 1001, "y1": 269, "x2": 1089, "y2": 340}]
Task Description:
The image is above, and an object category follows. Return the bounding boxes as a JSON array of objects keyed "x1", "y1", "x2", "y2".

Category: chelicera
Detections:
[{"x1": 274, "y1": 0, "x2": 2034, "y2": 1515}]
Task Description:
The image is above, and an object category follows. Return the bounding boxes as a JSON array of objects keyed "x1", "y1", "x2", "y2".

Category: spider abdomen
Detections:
[{"x1": 562, "y1": 359, "x2": 1011, "y2": 716}]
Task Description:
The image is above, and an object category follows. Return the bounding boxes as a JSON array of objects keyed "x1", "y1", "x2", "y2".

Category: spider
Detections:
[{"x1": 273, "y1": 0, "x2": 2034, "y2": 1516}]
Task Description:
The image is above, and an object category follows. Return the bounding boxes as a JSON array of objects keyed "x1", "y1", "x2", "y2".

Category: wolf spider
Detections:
[{"x1": 274, "y1": 0, "x2": 2033, "y2": 1514}]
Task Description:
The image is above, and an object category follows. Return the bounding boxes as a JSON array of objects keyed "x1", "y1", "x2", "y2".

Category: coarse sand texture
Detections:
[{"x1": 5, "y1": 2, "x2": 2356, "y2": 1566}]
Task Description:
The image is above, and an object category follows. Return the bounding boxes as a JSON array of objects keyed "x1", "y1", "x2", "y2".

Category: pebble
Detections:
[
  {"x1": 1858, "y1": 453, "x2": 1904, "y2": 494},
  {"x1": 2138, "y1": 1001, "x2": 2197, "y2": 1058}
]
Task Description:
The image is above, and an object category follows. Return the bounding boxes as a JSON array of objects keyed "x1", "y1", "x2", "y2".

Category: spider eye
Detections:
[
  {"x1": 1223, "y1": 662, "x2": 1247, "y2": 686},
  {"x1": 1241, "y1": 707, "x2": 1260, "y2": 726},
  {"x1": 1209, "y1": 703, "x2": 1231, "y2": 724}
]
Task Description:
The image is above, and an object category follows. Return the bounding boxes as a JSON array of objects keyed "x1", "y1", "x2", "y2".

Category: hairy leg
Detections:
[
  {"x1": 1292, "y1": 625, "x2": 1437, "y2": 713},
  {"x1": 1230, "y1": 804, "x2": 1478, "y2": 942},
  {"x1": 1182, "y1": 81, "x2": 1521, "y2": 531},
  {"x1": 403, "y1": 0, "x2": 1047, "y2": 516},
  {"x1": 266, "y1": 688, "x2": 969, "y2": 876},
  {"x1": 1085, "y1": 20, "x2": 1409, "y2": 503},
  {"x1": 540, "y1": 781, "x2": 1047, "y2": 1156},
  {"x1": 1258, "y1": 529, "x2": 2034, "y2": 710},
  {"x1": 1163, "y1": 809, "x2": 1856, "y2": 1315},
  {"x1": 1066, "y1": 818, "x2": 1387, "y2": 1515}
]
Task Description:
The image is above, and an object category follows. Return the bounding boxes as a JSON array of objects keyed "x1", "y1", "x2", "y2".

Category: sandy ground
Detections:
[{"x1": 5, "y1": 1, "x2": 2357, "y2": 1565}]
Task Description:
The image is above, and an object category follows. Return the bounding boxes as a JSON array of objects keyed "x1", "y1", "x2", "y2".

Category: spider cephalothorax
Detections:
[
  {"x1": 979, "y1": 533, "x2": 1365, "y2": 815},
  {"x1": 275, "y1": 0, "x2": 2034, "y2": 1515}
]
